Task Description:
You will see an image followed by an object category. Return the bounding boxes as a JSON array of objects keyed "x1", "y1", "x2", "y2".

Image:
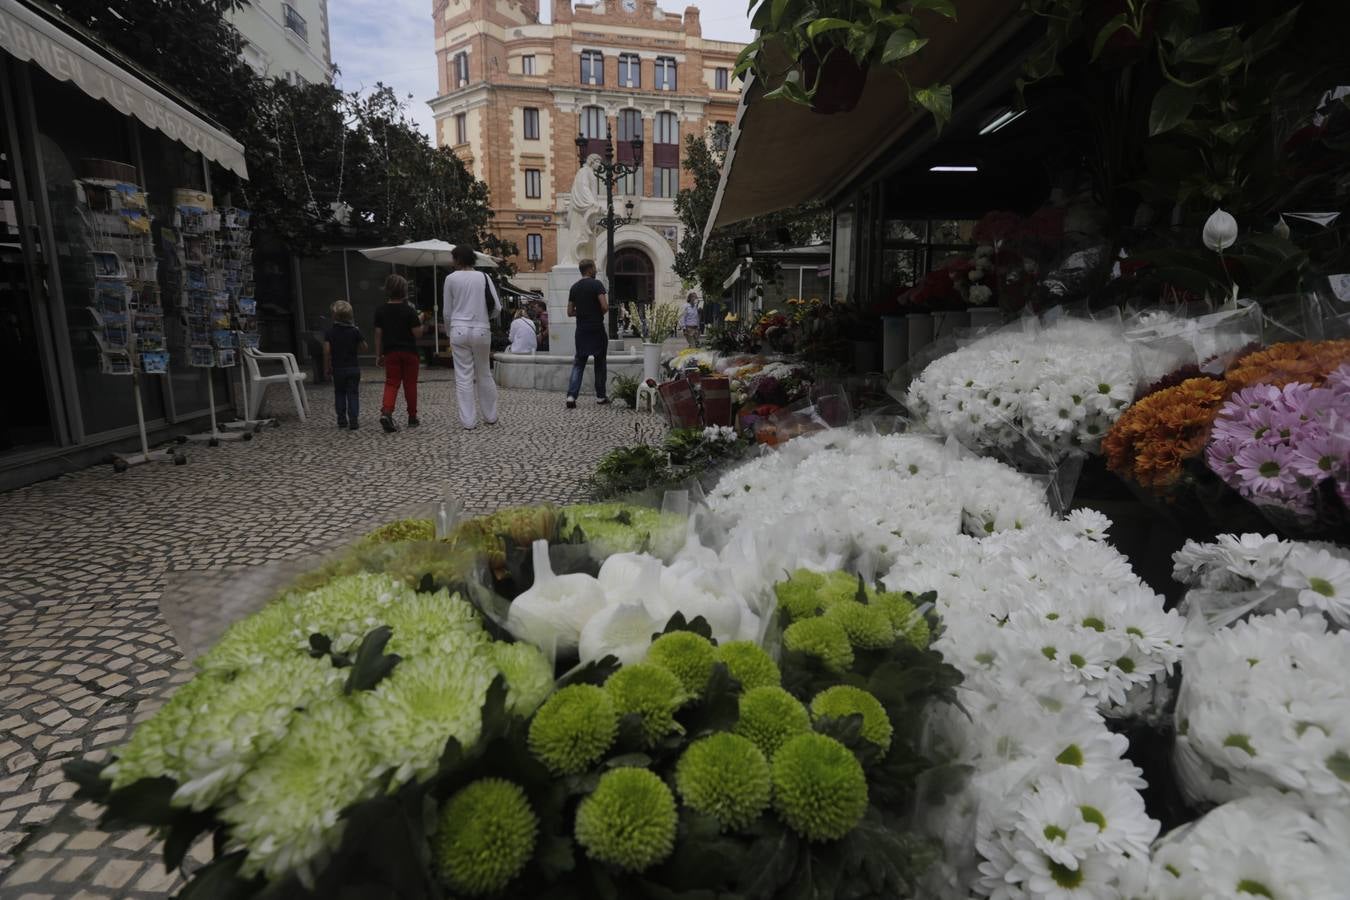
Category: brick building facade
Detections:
[{"x1": 428, "y1": 0, "x2": 743, "y2": 305}]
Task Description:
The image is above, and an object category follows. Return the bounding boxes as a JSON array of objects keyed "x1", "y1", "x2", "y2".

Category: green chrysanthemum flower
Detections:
[
  {"x1": 875, "y1": 591, "x2": 930, "y2": 648},
  {"x1": 605, "y1": 664, "x2": 686, "y2": 747},
  {"x1": 195, "y1": 597, "x2": 305, "y2": 675},
  {"x1": 771, "y1": 733, "x2": 869, "y2": 842},
  {"x1": 561, "y1": 503, "x2": 685, "y2": 559},
  {"x1": 292, "y1": 573, "x2": 419, "y2": 656},
  {"x1": 490, "y1": 642, "x2": 556, "y2": 718},
  {"x1": 103, "y1": 675, "x2": 219, "y2": 790},
  {"x1": 734, "y1": 686, "x2": 811, "y2": 759},
  {"x1": 823, "y1": 601, "x2": 895, "y2": 650},
  {"x1": 645, "y1": 631, "x2": 716, "y2": 696},
  {"x1": 361, "y1": 518, "x2": 438, "y2": 545},
  {"x1": 817, "y1": 570, "x2": 872, "y2": 609},
  {"x1": 810, "y1": 685, "x2": 893, "y2": 757},
  {"x1": 434, "y1": 778, "x2": 538, "y2": 895},
  {"x1": 773, "y1": 569, "x2": 827, "y2": 621},
  {"x1": 358, "y1": 649, "x2": 497, "y2": 786},
  {"x1": 713, "y1": 641, "x2": 780, "y2": 691},
  {"x1": 528, "y1": 684, "x2": 618, "y2": 775},
  {"x1": 221, "y1": 698, "x2": 380, "y2": 882},
  {"x1": 575, "y1": 767, "x2": 677, "y2": 872},
  {"x1": 382, "y1": 589, "x2": 489, "y2": 659},
  {"x1": 675, "y1": 733, "x2": 771, "y2": 831},
  {"x1": 783, "y1": 617, "x2": 854, "y2": 674}
]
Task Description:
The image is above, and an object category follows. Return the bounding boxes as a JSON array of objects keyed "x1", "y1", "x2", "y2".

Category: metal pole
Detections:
[
  {"x1": 132, "y1": 372, "x2": 150, "y2": 457},
  {"x1": 605, "y1": 162, "x2": 618, "y2": 340}
]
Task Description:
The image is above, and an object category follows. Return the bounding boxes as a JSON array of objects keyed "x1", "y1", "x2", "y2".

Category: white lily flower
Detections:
[{"x1": 1202, "y1": 207, "x2": 1239, "y2": 252}]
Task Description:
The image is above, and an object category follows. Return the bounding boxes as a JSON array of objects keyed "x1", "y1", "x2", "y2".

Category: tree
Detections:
[{"x1": 674, "y1": 133, "x2": 831, "y2": 298}]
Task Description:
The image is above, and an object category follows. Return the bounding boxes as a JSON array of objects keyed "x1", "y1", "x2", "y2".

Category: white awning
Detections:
[{"x1": 0, "y1": 0, "x2": 248, "y2": 178}]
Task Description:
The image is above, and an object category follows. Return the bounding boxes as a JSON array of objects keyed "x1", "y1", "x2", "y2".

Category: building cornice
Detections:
[
  {"x1": 549, "y1": 85, "x2": 709, "y2": 120},
  {"x1": 428, "y1": 82, "x2": 494, "y2": 115}
]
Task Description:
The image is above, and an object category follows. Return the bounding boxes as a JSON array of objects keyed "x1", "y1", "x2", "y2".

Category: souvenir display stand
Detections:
[
  {"x1": 217, "y1": 210, "x2": 275, "y2": 431},
  {"x1": 75, "y1": 163, "x2": 185, "y2": 471}
]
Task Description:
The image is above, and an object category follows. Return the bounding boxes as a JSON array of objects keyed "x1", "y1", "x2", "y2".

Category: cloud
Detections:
[{"x1": 329, "y1": 0, "x2": 754, "y2": 142}]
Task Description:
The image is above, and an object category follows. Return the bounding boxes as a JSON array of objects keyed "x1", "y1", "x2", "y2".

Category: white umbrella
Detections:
[{"x1": 358, "y1": 240, "x2": 498, "y2": 354}]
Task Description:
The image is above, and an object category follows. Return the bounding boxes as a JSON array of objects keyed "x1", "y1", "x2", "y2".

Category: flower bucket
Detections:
[
  {"x1": 657, "y1": 379, "x2": 701, "y2": 429},
  {"x1": 700, "y1": 376, "x2": 733, "y2": 427},
  {"x1": 800, "y1": 47, "x2": 867, "y2": 115},
  {"x1": 881, "y1": 316, "x2": 907, "y2": 372},
  {"x1": 906, "y1": 312, "x2": 934, "y2": 358},
  {"x1": 642, "y1": 342, "x2": 662, "y2": 383}
]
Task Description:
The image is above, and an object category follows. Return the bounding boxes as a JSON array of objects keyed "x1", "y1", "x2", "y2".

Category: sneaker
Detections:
[
  {"x1": 565, "y1": 397, "x2": 577, "y2": 409},
  {"x1": 337, "y1": 420, "x2": 347, "y2": 429},
  {"x1": 349, "y1": 422, "x2": 359, "y2": 431},
  {"x1": 596, "y1": 397, "x2": 611, "y2": 406},
  {"x1": 380, "y1": 414, "x2": 399, "y2": 433},
  {"x1": 408, "y1": 416, "x2": 420, "y2": 428}
]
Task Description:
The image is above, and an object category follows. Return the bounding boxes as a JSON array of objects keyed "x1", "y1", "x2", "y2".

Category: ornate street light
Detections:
[{"x1": 577, "y1": 125, "x2": 643, "y2": 339}]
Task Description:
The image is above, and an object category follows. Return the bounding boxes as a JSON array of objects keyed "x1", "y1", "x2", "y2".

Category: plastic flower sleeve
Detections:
[{"x1": 1124, "y1": 300, "x2": 1264, "y2": 390}]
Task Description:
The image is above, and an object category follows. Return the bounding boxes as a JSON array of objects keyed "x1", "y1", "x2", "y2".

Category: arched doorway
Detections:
[{"x1": 610, "y1": 247, "x2": 655, "y2": 309}]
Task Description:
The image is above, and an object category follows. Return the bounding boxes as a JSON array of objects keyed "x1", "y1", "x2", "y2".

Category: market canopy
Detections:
[
  {"x1": 359, "y1": 240, "x2": 499, "y2": 269},
  {"x1": 704, "y1": 0, "x2": 1024, "y2": 245},
  {"x1": 0, "y1": 0, "x2": 249, "y2": 178}
]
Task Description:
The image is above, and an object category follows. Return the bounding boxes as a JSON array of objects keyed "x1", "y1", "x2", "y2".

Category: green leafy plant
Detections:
[
  {"x1": 645, "y1": 302, "x2": 684, "y2": 345},
  {"x1": 734, "y1": 0, "x2": 959, "y2": 124},
  {"x1": 610, "y1": 374, "x2": 640, "y2": 410}
]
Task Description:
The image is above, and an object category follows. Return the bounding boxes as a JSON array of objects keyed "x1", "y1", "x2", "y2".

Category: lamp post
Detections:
[{"x1": 577, "y1": 125, "x2": 642, "y2": 340}]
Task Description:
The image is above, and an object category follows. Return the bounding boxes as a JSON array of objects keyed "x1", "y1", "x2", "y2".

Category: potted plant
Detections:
[
  {"x1": 734, "y1": 0, "x2": 958, "y2": 119},
  {"x1": 642, "y1": 302, "x2": 681, "y2": 383}
]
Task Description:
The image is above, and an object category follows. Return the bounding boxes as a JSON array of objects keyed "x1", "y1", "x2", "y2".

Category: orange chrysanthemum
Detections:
[
  {"x1": 1103, "y1": 378, "x2": 1228, "y2": 491},
  {"x1": 1224, "y1": 340, "x2": 1350, "y2": 392}
]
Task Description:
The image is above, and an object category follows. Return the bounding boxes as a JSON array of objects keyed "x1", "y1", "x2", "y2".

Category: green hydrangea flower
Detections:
[
  {"x1": 771, "y1": 733, "x2": 869, "y2": 842},
  {"x1": 783, "y1": 618, "x2": 854, "y2": 674},
  {"x1": 434, "y1": 778, "x2": 538, "y2": 895},
  {"x1": 575, "y1": 767, "x2": 677, "y2": 871},
  {"x1": 528, "y1": 684, "x2": 618, "y2": 775},
  {"x1": 875, "y1": 591, "x2": 930, "y2": 648},
  {"x1": 734, "y1": 686, "x2": 811, "y2": 759},
  {"x1": 713, "y1": 641, "x2": 781, "y2": 691},
  {"x1": 823, "y1": 601, "x2": 895, "y2": 650},
  {"x1": 773, "y1": 569, "x2": 827, "y2": 621},
  {"x1": 605, "y1": 664, "x2": 686, "y2": 747},
  {"x1": 675, "y1": 733, "x2": 771, "y2": 831},
  {"x1": 490, "y1": 642, "x2": 556, "y2": 718},
  {"x1": 361, "y1": 518, "x2": 438, "y2": 545},
  {"x1": 645, "y1": 631, "x2": 715, "y2": 696},
  {"x1": 810, "y1": 685, "x2": 893, "y2": 757},
  {"x1": 221, "y1": 698, "x2": 380, "y2": 882}
]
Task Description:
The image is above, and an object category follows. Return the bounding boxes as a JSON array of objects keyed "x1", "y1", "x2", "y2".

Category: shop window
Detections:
[
  {"x1": 283, "y1": 3, "x2": 308, "y2": 42},
  {"x1": 523, "y1": 108, "x2": 540, "y2": 140},
  {"x1": 715, "y1": 67, "x2": 728, "y2": 90},
  {"x1": 654, "y1": 56, "x2": 676, "y2": 91},
  {"x1": 454, "y1": 113, "x2": 467, "y2": 145},
  {"x1": 527, "y1": 233, "x2": 543, "y2": 262},
  {"x1": 580, "y1": 50, "x2": 604, "y2": 86},
  {"x1": 618, "y1": 53, "x2": 641, "y2": 88},
  {"x1": 525, "y1": 169, "x2": 542, "y2": 199},
  {"x1": 522, "y1": 54, "x2": 536, "y2": 75}
]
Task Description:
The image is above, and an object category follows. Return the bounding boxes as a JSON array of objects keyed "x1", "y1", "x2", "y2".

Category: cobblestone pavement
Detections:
[{"x1": 0, "y1": 373, "x2": 659, "y2": 898}]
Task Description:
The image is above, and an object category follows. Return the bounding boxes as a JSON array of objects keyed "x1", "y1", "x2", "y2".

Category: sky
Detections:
[{"x1": 330, "y1": 0, "x2": 755, "y2": 139}]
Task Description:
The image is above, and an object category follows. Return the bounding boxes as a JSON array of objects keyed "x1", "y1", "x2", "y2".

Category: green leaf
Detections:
[
  {"x1": 913, "y1": 83, "x2": 953, "y2": 127},
  {"x1": 736, "y1": 822, "x2": 799, "y2": 899},
  {"x1": 1148, "y1": 83, "x2": 1198, "y2": 136},
  {"x1": 806, "y1": 18, "x2": 853, "y2": 40},
  {"x1": 1091, "y1": 13, "x2": 1131, "y2": 61},
  {"x1": 1173, "y1": 27, "x2": 1241, "y2": 65},
  {"x1": 770, "y1": 0, "x2": 791, "y2": 29},
  {"x1": 658, "y1": 612, "x2": 714, "y2": 641},
  {"x1": 909, "y1": 0, "x2": 956, "y2": 17},
  {"x1": 881, "y1": 28, "x2": 928, "y2": 64},
  {"x1": 1245, "y1": 5, "x2": 1301, "y2": 61},
  {"x1": 102, "y1": 776, "x2": 180, "y2": 827},
  {"x1": 343, "y1": 626, "x2": 402, "y2": 695},
  {"x1": 557, "y1": 654, "x2": 622, "y2": 688}
]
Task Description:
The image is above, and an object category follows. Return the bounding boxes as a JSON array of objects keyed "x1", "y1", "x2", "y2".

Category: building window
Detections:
[
  {"x1": 618, "y1": 53, "x2": 640, "y2": 88},
  {"x1": 654, "y1": 56, "x2": 676, "y2": 91},
  {"x1": 525, "y1": 169, "x2": 542, "y2": 199},
  {"x1": 653, "y1": 167, "x2": 677, "y2": 197},
  {"x1": 283, "y1": 3, "x2": 308, "y2": 42},
  {"x1": 580, "y1": 50, "x2": 604, "y2": 86},
  {"x1": 523, "y1": 108, "x2": 540, "y2": 140},
  {"x1": 581, "y1": 105, "x2": 605, "y2": 139},
  {"x1": 617, "y1": 109, "x2": 643, "y2": 193},
  {"x1": 453, "y1": 52, "x2": 469, "y2": 88},
  {"x1": 715, "y1": 67, "x2": 728, "y2": 90},
  {"x1": 654, "y1": 111, "x2": 678, "y2": 145},
  {"x1": 711, "y1": 121, "x2": 730, "y2": 151},
  {"x1": 454, "y1": 113, "x2": 467, "y2": 145},
  {"x1": 527, "y1": 233, "x2": 544, "y2": 262},
  {"x1": 522, "y1": 54, "x2": 536, "y2": 75}
]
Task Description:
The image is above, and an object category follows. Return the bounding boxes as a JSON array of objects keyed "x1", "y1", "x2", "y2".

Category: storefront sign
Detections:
[{"x1": 0, "y1": 0, "x2": 248, "y2": 178}]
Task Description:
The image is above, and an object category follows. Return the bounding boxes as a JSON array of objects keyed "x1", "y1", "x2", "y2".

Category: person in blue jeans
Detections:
[
  {"x1": 565, "y1": 258, "x2": 610, "y2": 408},
  {"x1": 323, "y1": 300, "x2": 368, "y2": 430}
]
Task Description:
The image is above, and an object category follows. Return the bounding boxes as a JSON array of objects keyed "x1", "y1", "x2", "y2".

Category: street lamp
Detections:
[{"x1": 577, "y1": 125, "x2": 642, "y2": 339}]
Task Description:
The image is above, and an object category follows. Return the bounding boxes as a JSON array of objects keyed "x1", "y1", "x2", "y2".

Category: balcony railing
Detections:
[{"x1": 283, "y1": 3, "x2": 308, "y2": 43}]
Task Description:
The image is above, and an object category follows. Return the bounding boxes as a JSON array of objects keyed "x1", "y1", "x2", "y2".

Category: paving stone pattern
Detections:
[{"x1": 0, "y1": 373, "x2": 655, "y2": 898}]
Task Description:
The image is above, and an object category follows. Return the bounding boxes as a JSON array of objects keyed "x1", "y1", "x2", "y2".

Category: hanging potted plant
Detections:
[{"x1": 734, "y1": 0, "x2": 958, "y2": 119}]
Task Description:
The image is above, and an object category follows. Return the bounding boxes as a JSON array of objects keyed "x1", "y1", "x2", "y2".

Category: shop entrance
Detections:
[{"x1": 610, "y1": 247, "x2": 654, "y2": 308}]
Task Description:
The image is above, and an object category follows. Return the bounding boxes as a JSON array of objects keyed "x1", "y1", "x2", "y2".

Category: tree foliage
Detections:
[
  {"x1": 674, "y1": 134, "x2": 831, "y2": 298},
  {"x1": 51, "y1": 0, "x2": 513, "y2": 261}
]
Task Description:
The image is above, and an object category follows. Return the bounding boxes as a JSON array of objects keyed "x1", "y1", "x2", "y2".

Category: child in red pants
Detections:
[{"x1": 372, "y1": 274, "x2": 426, "y2": 432}]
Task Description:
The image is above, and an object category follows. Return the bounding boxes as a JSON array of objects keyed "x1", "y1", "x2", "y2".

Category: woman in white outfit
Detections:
[
  {"x1": 508, "y1": 308, "x2": 538, "y2": 353},
  {"x1": 442, "y1": 245, "x2": 502, "y2": 429}
]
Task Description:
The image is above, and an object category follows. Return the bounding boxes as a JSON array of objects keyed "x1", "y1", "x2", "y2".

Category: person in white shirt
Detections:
[
  {"x1": 680, "y1": 293, "x2": 702, "y2": 347},
  {"x1": 508, "y1": 308, "x2": 538, "y2": 353},
  {"x1": 442, "y1": 245, "x2": 502, "y2": 429}
]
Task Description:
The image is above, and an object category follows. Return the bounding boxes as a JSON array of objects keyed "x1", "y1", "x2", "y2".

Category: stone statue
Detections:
[{"x1": 558, "y1": 155, "x2": 604, "y2": 267}]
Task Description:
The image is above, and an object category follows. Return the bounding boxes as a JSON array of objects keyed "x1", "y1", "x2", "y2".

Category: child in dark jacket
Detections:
[{"x1": 324, "y1": 300, "x2": 368, "y2": 430}]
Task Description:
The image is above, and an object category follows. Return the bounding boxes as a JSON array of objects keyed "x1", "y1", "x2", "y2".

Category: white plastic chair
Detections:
[{"x1": 244, "y1": 348, "x2": 309, "y2": 421}]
